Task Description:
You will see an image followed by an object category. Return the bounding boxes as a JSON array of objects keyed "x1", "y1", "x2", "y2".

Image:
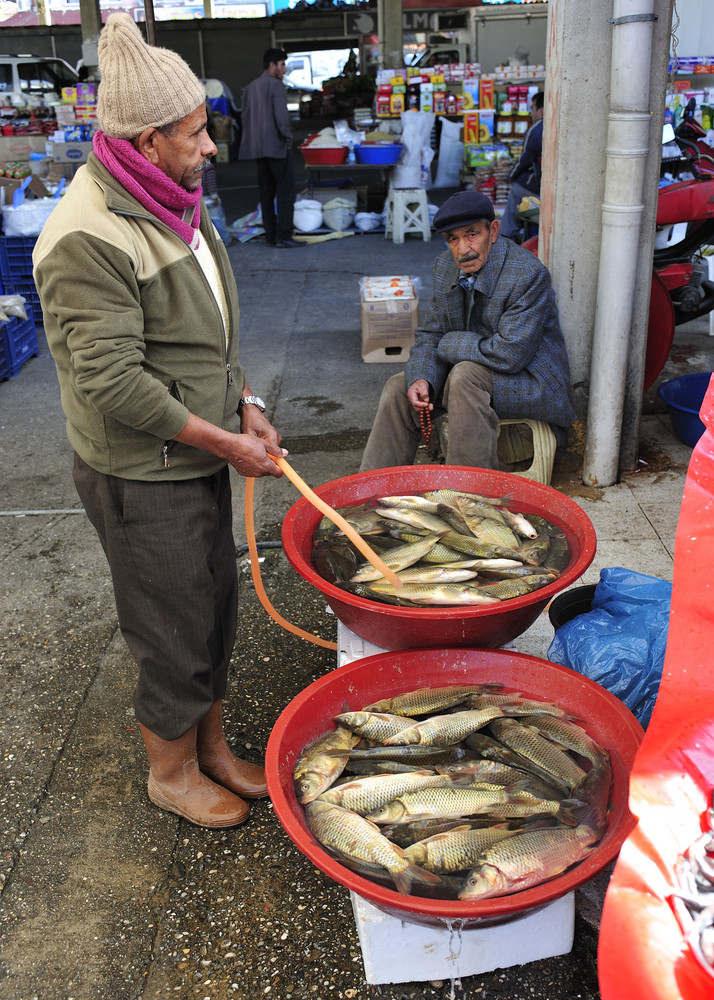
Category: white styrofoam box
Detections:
[{"x1": 351, "y1": 890, "x2": 575, "y2": 985}]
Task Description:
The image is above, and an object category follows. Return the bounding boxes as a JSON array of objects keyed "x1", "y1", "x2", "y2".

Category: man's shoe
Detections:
[{"x1": 275, "y1": 238, "x2": 303, "y2": 248}]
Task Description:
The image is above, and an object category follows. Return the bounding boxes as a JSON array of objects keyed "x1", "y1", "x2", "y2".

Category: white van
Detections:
[{"x1": 0, "y1": 54, "x2": 79, "y2": 109}]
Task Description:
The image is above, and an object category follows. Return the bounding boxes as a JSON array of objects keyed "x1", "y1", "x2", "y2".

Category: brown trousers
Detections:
[
  {"x1": 73, "y1": 455, "x2": 238, "y2": 740},
  {"x1": 360, "y1": 361, "x2": 499, "y2": 471}
]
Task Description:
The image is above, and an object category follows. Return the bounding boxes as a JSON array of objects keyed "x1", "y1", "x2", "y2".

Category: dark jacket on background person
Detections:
[
  {"x1": 239, "y1": 71, "x2": 293, "y2": 160},
  {"x1": 405, "y1": 236, "x2": 575, "y2": 439},
  {"x1": 508, "y1": 118, "x2": 543, "y2": 195}
]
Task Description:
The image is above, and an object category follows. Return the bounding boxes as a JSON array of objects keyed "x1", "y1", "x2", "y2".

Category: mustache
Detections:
[{"x1": 457, "y1": 253, "x2": 480, "y2": 265}]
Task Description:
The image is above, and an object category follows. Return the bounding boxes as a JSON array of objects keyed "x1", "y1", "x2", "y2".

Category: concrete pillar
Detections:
[
  {"x1": 37, "y1": 0, "x2": 52, "y2": 27},
  {"x1": 378, "y1": 0, "x2": 403, "y2": 71},
  {"x1": 540, "y1": 0, "x2": 613, "y2": 420}
]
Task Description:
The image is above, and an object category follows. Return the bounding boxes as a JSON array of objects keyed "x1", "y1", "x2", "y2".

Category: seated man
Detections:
[
  {"x1": 500, "y1": 91, "x2": 544, "y2": 243},
  {"x1": 360, "y1": 190, "x2": 575, "y2": 471}
]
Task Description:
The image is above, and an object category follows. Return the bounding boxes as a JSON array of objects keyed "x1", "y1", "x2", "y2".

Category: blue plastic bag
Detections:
[{"x1": 547, "y1": 567, "x2": 671, "y2": 728}]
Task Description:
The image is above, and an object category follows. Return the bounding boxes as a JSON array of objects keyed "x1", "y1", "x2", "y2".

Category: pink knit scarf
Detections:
[{"x1": 93, "y1": 130, "x2": 202, "y2": 245}]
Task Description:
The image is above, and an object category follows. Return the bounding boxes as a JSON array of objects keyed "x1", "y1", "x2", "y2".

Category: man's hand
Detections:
[
  {"x1": 407, "y1": 379, "x2": 432, "y2": 414},
  {"x1": 174, "y1": 413, "x2": 288, "y2": 479}
]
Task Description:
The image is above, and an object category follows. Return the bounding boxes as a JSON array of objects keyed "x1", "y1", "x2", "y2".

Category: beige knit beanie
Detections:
[{"x1": 97, "y1": 13, "x2": 207, "y2": 138}]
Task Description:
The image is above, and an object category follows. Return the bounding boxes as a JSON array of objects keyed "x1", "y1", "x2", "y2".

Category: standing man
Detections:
[
  {"x1": 239, "y1": 48, "x2": 301, "y2": 249},
  {"x1": 500, "y1": 91, "x2": 544, "y2": 243},
  {"x1": 34, "y1": 13, "x2": 288, "y2": 829},
  {"x1": 360, "y1": 190, "x2": 574, "y2": 471}
]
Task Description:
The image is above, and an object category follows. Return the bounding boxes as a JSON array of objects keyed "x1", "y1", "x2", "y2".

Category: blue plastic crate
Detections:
[
  {"x1": 0, "y1": 314, "x2": 38, "y2": 379},
  {"x1": 3, "y1": 278, "x2": 41, "y2": 325},
  {"x1": 0, "y1": 235, "x2": 38, "y2": 282}
]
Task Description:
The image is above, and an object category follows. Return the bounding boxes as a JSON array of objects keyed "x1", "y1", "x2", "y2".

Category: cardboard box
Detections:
[
  {"x1": 53, "y1": 141, "x2": 93, "y2": 164},
  {"x1": 360, "y1": 298, "x2": 418, "y2": 363},
  {"x1": 0, "y1": 135, "x2": 50, "y2": 162}
]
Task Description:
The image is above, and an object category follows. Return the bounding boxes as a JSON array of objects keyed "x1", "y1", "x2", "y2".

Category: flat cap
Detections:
[{"x1": 433, "y1": 190, "x2": 495, "y2": 232}]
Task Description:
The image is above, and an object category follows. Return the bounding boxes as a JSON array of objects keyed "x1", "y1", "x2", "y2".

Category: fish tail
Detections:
[
  {"x1": 556, "y1": 798, "x2": 587, "y2": 827},
  {"x1": 401, "y1": 862, "x2": 443, "y2": 893}
]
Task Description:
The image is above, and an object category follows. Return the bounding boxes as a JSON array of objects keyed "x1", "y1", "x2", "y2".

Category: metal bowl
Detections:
[
  {"x1": 281, "y1": 465, "x2": 597, "y2": 650},
  {"x1": 266, "y1": 647, "x2": 643, "y2": 928}
]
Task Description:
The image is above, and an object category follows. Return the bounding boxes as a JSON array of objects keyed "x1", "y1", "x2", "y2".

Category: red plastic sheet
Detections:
[{"x1": 599, "y1": 373, "x2": 714, "y2": 1000}]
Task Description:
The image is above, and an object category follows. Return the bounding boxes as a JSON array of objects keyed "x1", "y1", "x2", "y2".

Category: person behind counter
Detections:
[
  {"x1": 33, "y1": 12, "x2": 288, "y2": 830},
  {"x1": 500, "y1": 91, "x2": 544, "y2": 243},
  {"x1": 360, "y1": 190, "x2": 574, "y2": 471}
]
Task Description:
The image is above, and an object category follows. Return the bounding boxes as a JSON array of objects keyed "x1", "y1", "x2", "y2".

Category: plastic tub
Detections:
[
  {"x1": 281, "y1": 465, "x2": 597, "y2": 651},
  {"x1": 548, "y1": 584, "x2": 598, "y2": 631},
  {"x1": 355, "y1": 143, "x2": 403, "y2": 165},
  {"x1": 299, "y1": 137, "x2": 348, "y2": 166},
  {"x1": 265, "y1": 647, "x2": 643, "y2": 929},
  {"x1": 657, "y1": 372, "x2": 712, "y2": 447}
]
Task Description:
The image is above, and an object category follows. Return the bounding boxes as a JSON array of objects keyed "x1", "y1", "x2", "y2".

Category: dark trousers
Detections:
[
  {"x1": 256, "y1": 154, "x2": 295, "y2": 243},
  {"x1": 73, "y1": 455, "x2": 238, "y2": 741}
]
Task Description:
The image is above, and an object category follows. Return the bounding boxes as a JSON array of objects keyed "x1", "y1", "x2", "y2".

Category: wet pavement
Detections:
[{"x1": 1, "y1": 132, "x2": 713, "y2": 999}]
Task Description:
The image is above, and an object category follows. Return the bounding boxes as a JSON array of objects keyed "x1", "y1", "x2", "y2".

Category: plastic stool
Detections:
[
  {"x1": 384, "y1": 188, "x2": 431, "y2": 244},
  {"x1": 429, "y1": 414, "x2": 557, "y2": 486},
  {"x1": 497, "y1": 418, "x2": 557, "y2": 485}
]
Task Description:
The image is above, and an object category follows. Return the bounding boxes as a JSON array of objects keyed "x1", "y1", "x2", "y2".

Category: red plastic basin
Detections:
[
  {"x1": 266, "y1": 647, "x2": 643, "y2": 928},
  {"x1": 281, "y1": 465, "x2": 597, "y2": 650}
]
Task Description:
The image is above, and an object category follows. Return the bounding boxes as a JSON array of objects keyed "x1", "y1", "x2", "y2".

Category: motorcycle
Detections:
[{"x1": 646, "y1": 98, "x2": 714, "y2": 387}]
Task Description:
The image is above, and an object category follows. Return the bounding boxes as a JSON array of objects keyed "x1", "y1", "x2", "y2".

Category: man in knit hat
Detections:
[
  {"x1": 239, "y1": 48, "x2": 301, "y2": 248},
  {"x1": 34, "y1": 12, "x2": 286, "y2": 829}
]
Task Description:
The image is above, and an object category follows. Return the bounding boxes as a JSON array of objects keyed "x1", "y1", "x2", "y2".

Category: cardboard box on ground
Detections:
[{"x1": 360, "y1": 298, "x2": 418, "y2": 363}]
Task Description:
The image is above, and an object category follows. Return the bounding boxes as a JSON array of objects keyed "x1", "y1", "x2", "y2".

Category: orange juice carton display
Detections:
[
  {"x1": 463, "y1": 111, "x2": 496, "y2": 144},
  {"x1": 462, "y1": 79, "x2": 480, "y2": 111},
  {"x1": 479, "y1": 77, "x2": 495, "y2": 110}
]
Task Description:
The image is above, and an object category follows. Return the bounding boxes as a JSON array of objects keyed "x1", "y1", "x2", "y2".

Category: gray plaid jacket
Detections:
[{"x1": 405, "y1": 238, "x2": 576, "y2": 435}]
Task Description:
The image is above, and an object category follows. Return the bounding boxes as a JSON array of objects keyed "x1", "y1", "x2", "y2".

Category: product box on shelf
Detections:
[
  {"x1": 53, "y1": 141, "x2": 93, "y2": 163},
  {"x1": 479, "y1": 78, "x2": 495, "y2": 110},
  {"x1": 0, "y1": 135, "x2": 49, "y2": 162}
]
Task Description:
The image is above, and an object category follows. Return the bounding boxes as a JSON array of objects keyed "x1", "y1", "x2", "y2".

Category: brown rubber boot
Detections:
[
  {"x1": 196, "y1": 700, "x2": 268, "y2": 799},
  {"x1": 140, "y1": 723, "x2": 249, "y2": 828}
]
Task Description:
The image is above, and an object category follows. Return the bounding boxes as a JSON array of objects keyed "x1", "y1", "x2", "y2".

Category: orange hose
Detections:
[
  {"x1": 244, "y1": 475, "x2": 337, "y2": 650},
  {"x1": 269, "y1": 455, "x2": 402, "y2": 589}
]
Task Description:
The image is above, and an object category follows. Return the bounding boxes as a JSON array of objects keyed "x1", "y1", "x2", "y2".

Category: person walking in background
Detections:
[
  {"x1": 239, "y1": 48, "x2": 301, "y2": 248},
  {"x1": 499, "y1": 91, "x2": 544, "y2": 243},
  {"x1": 34, "y1": 13, "x2": 288, "y2": 829}
]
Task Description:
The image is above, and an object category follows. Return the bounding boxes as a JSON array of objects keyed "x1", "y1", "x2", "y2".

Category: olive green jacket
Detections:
[{"x1": 33, "y1": 154, "x2": 245, "y2": 480}]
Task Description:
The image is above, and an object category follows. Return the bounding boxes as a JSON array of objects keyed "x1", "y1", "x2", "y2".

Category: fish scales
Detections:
[
  {"x1": 293, "y1": 725, "x2": 360, "y2": 804},
  {"x1": 404, "y1": 824, "x2": 521, "y2": 873},
  {"x1": 318, "y1": 770, "x2": 457, "y2": 815},
  {"x1": 490, "y1": 718, "x2": 586, "y2": 789},
  {"x1": 458, "y1": 824, "x2": 600, "y2": 900},
  {"x1": 363, "y1": 684, "x2": 494, "y2": 717},
  {"x1": 334, "y1": 711, "x2": 418, "y2": 743},
  {"x1": 366, "y1": 784, "x2": 534, "y2": 824},
  {"x1": 384, "y1": 706, "x2": 509, "y2": 747},
  {"x1": 304, "y1": 800, "x2": 440, "y2": 895}
]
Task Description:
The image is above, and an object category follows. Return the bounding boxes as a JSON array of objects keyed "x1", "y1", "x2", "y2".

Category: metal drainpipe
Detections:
[{"x1": 582, "y1": 0, "x2": 657, "y2": 487}]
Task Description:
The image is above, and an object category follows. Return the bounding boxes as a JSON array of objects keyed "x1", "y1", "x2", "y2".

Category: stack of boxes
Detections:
[
  {"x1": 374, "y1": 65, "x2": 543, "y2": 208},
  {"x1": 50, "y1": 82, "x2": 98, "y2": 175}
]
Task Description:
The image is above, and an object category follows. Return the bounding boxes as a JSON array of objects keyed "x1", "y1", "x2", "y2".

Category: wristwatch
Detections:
[{"x1": 239, "y1": 395, "x2": 266, "y2": 412}]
